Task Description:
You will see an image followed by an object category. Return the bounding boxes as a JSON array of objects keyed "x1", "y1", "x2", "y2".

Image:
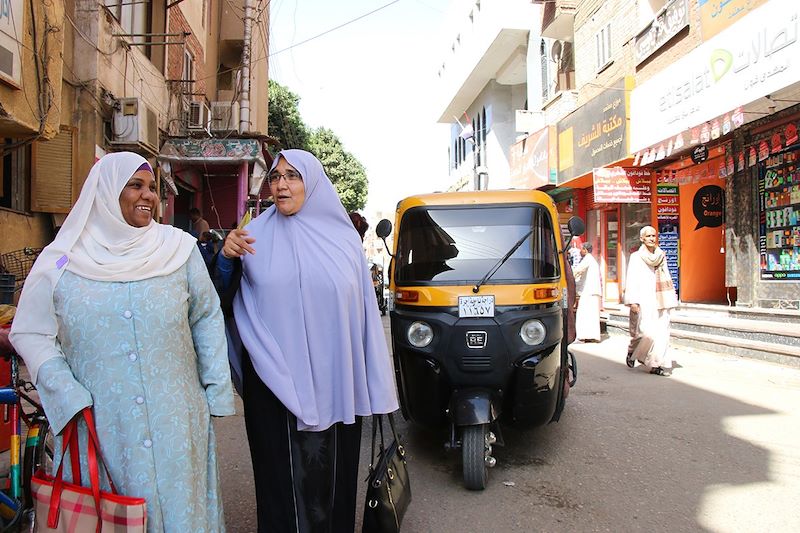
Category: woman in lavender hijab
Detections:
[{"x1": 219, "y1": 149, "x2": 399, "y2": 532}]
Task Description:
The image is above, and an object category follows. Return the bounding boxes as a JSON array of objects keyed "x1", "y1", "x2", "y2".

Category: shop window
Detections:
[
  {"x1": 1, "y1": 140, "x2": 29, "y2": 212},
  {"x1": 760, "y1": 148, "x2": 800, "y2": 279}
]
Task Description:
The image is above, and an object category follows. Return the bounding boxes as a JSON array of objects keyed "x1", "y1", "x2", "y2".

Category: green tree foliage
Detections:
[
  {"x1": 268, "y1": 81, "x2": 368, "y2": 211},
  {"x1": 308, "y1": 127, "x2": 368, "y2": 212},
  {"x1": 268, "y1": 80, "x2": 309, "y2": 150}
]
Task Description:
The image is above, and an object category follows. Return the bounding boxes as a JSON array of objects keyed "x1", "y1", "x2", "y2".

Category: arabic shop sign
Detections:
[
  {"x1": 634, "y1": 0, "x2": 690, "y2": 65},
  {"x1": 699, "y1": 0, "x2": 769, "y2": 41},
  {"x1": 509, "y1": 126, "x2": 554, "y2": 189},
  {"x1": 692, "y1": 184, "x2": 724, "y2": 229},
  {"x1": 630, "y1": 0, "x2": 800, "y2": 153},
  {"x1": 158, "y1": 138, "x2": 264, "y2": 163},
  {"x1": 557, "y1": 78, "x2": 629, "y2": 184},
  {"x1": 593, "y1": 167, "x2": 652, "y2": 204}
]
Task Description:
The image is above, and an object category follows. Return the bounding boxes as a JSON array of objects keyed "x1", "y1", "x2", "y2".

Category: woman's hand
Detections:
[{"x1": 222, "y1": 229, "x2": 256, "y2": 259}]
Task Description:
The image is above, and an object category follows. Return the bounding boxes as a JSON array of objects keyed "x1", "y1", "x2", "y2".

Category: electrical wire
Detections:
[{"x1": 268, "y1": 0, "x2": 402, "y2": 57}]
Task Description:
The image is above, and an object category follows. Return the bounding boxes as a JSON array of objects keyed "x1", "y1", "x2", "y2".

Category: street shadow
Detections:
[{"x1": 388, "y1": 336, "x2": 783, "y2": 532}]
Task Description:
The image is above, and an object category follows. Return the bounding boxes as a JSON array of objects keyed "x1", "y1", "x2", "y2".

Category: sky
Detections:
[{"x1": 267, "y1": 0, "x2": 453, "y2": 220}]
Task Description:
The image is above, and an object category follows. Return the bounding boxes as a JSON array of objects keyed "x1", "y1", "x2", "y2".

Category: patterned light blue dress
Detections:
[{"x1": 35, "y1": 248, "x2": 234, "y2": 533}]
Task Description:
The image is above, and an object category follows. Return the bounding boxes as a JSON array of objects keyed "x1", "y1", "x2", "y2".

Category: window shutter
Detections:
[{"x1": 31, "y1": 128, "x2": 76, "y2": 213}]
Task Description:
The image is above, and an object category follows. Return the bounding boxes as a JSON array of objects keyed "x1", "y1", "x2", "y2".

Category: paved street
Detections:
[{"x1": 216, "y1": 316, "x2": 800, "y2": 532}]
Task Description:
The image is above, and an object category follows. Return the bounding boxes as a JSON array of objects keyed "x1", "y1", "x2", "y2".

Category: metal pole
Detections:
[{"x1": 240, "y1": 0, "x2": 254, "y2": 133}]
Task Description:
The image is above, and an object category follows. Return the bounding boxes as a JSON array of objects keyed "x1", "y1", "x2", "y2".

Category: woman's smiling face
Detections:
[
  {"x1": 119, "y1": 169, "x2": 158, "y2": 227},
  {"x1": 269, "y1": 157, "x2": 306, "y2": 216}
]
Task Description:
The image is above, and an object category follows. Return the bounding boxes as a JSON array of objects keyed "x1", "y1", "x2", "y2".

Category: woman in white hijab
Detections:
[{"x1": 11, "y1": 152, "x2": 234, "y2": 532}]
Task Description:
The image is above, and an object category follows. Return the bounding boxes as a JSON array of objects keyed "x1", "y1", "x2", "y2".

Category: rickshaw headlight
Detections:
[
  {"x1": 407, "y1": 321, "x2": 434, "y2": 348},
  {"x1": 520, "y1": 319, "x2": 546, "y2": 346}
]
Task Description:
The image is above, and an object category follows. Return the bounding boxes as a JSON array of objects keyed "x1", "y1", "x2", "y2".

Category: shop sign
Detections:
[
  {"x1": 159, "y1": 138, "x2": 265, "y2": 163},
  {"x1": 691, "y1": 145, "x2": 709, "y2": 163},
  {"x1": 593, "y1": 167, "x2": 652, "y2": 203},
  {"x1": 557, "y1": 78, "x2": 629, "y2": 184},
  {"x1": 0, "y1": 0, "x2": 23, "y2": 85},
  {"x1": 630, "y1": 0, "x2": 800, "y2": 153},
  {"x1": 692, "y1": 184, "x2": 724, "y2": 229},
  {"x1": 634, "y1": 0, "x2": 690, "y2": 65},
  {"x1": 699, "y1": 0, "x2": 769, "y2": 42},
  {"x1": 509, "y1": 126, "x2": 553, "y2": 189},
  {"x1": 656, "y1": 170, "x2": 680, "y2": 294}
]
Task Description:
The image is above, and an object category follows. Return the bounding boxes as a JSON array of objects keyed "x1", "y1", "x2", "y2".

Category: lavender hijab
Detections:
[{"x1": 232, "y1": 150, "x2": 398, "y2": 431}]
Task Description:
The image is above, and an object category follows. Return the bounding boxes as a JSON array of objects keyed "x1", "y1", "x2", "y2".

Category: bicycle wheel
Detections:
[{"x1": 21, "y1": 417, "x2": 54, "y2": 510}]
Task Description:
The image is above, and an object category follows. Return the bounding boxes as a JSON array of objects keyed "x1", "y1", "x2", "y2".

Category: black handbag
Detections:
[{"x1": 362, "y1": 413, "x2": 411, "y2": 533}]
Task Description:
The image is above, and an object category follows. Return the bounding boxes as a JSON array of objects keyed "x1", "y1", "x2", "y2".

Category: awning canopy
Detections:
[{"x1": 157, "y1": 138, "x2": 267, "y2": 166}]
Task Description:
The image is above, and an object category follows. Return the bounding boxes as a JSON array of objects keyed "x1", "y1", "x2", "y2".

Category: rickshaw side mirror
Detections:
[
  {"x1": 376, "y1": 219, "x2": 392, "y2": 238},
  {"x1": 567, "y1": 216, "x2": 585, "y2": 239},
  {"x1": 376, "y1": 218, "x2": 395, "y2": 260}
]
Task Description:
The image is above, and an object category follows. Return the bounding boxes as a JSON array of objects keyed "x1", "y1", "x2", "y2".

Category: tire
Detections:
[
  {"x1": 461, "y1": 424, "x2": 488, "y2": 490},
  {"x1": 22, "y1": 417, "x2": 54, "y2": 510}
]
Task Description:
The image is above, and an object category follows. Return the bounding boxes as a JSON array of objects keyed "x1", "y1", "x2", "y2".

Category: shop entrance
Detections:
[{"x1": 677, "y1": 161, "x2": 727, "y2": 304}]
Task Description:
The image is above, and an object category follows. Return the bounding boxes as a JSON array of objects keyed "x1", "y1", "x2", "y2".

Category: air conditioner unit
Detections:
[
  {"x1": 187, "y1": 101, "x2": 211, "y2": 132},
  {"x1": 210, "y1": 101, "x2": 240, "y2": 132},
  {"x1": 111, "y1": 97, "x2": 160, "y2": 152}
]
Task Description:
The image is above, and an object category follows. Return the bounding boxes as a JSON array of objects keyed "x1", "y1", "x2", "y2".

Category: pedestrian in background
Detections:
[
  {"x1": 568, "y1": 237, "x2": 582, "y2": 267},
  {"x1": 190, "y1": 206, "x2": 211, "y2": 238},
  {"x1": 198, "y1": 230, "x2": 216, "y2": 267},
  {"x1": 573, "y1": 242, "x2": 602, "y2": 342},
  {"x1": 219, "y1": 149, "x2": 399, "y2": 532},
  {"x1": 10, "y1": 152, "x2": 235, "y2": 531},
  {"x1": 349, "y1": 211, "x2": 369, "y2": 241},
  {"x1": 623, "y1": 225, "x2": 678, "y2": 376}
]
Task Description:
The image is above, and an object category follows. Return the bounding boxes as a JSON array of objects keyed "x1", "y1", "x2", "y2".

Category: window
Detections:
[
  {"x1": 540, "y1": 40, "x2": 550, "y2": 103},
  {"x1": 103, "y1": 1, "x2": 148, "y2": 44},
  {"x1": 1, "y1": 140, "x2": 29, "y2": 212},
  {"x1": 182, "y1": 50, "x2": 195, "y2": 103},
  {"x1": 395, "y1": 206, "x2": 560, "y2": 284},
  {"x1": 596, "y1": 23, "x2": 612, "y2": 70}
]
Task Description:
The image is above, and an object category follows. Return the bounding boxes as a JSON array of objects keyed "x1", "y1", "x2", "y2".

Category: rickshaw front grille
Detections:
[{"x1": 461, "y1": 353, "x2": 492, "y2": 370}]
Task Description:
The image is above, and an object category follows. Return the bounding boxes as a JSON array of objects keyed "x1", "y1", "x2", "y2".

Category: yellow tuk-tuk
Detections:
[{"x1": 375, "y1": 189, "x2": 584, "y2": 490}]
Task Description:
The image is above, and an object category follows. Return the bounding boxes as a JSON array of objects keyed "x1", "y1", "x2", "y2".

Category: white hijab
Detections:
[{"x1": 10, "y1": 152, "x2": 197, "y2": 381}]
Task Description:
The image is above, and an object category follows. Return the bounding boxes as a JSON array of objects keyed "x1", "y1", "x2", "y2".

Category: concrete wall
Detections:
[
  {"x1": 0, "y1": 0, "x2": 65, "y2": 138},
  {"x1": 572, "y1": 0, "x2": 638, "y2": 105}
]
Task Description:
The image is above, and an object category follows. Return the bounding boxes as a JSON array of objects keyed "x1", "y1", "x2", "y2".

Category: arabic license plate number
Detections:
[{"x1": 458, "y1": 295, "x2": 495, "y2": 318}]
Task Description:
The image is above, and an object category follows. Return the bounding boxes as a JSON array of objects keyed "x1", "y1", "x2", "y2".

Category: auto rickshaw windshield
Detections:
[{"x1": 395, "y1": 205, "x2": 561, "y2": 285}]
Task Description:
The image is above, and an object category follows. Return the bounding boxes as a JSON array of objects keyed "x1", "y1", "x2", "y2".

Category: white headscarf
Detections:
[{"x1": 10, "y1": 152, "x2": 197, "y2": 381}]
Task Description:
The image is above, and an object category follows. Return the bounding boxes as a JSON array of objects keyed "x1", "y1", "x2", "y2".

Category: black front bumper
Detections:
[{"x1": 390, "y1": 303, "x2": 563, "y2": 430}]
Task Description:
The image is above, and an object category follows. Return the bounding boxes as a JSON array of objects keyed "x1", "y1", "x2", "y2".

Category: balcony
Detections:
[
  {"x1": 435, "y1": 0, "x2": 536, "y2": 123},
  {"x1": 541, "y1": 0, "x2": 577, "y2": 42}
]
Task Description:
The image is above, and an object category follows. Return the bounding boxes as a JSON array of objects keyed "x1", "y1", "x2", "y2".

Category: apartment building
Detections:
[{"x1": 1, "y1": 0, "x2": 270, "y2": 263}]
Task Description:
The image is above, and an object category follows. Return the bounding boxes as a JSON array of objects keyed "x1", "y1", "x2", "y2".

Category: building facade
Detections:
[
  {"x1": 437, "y1": 0, "x2": 799, "y2": 310},
  {"x1": 1, "y1": 0, "x2": 270, "y2": 282}
]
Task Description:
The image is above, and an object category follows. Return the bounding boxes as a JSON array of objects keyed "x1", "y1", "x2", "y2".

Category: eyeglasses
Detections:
[{"x1": 268, "y1": 170, "x2": 303, "y2": 185}]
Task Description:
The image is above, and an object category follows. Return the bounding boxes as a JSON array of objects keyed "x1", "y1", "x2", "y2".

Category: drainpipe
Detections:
[{"x1": 239, "y1": 0, "x2": 253, "y2": 133}]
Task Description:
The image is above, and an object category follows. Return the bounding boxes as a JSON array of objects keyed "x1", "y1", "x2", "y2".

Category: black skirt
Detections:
[{"x1": 242, "y1": 353, "x2": 363, "y2": 533}]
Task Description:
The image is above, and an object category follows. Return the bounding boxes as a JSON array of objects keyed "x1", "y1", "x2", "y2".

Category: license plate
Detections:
[{"x1": 458, "y1": 295, "x2": 495, "y2": 318}]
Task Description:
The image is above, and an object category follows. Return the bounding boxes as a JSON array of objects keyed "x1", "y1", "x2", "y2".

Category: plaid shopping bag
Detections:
[{"x1": 30, "y1": 408, "x2": 146, "y2": 533}]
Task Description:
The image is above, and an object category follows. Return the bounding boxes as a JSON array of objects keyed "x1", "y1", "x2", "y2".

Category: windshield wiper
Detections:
[{"x1": 472, "y1": 229, "x2": 534, "y2": 293}]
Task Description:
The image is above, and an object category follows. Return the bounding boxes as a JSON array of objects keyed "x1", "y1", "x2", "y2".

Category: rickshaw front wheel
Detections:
[{"x1": 462, "y1": 424, "x2": 489, "y2": 490}]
